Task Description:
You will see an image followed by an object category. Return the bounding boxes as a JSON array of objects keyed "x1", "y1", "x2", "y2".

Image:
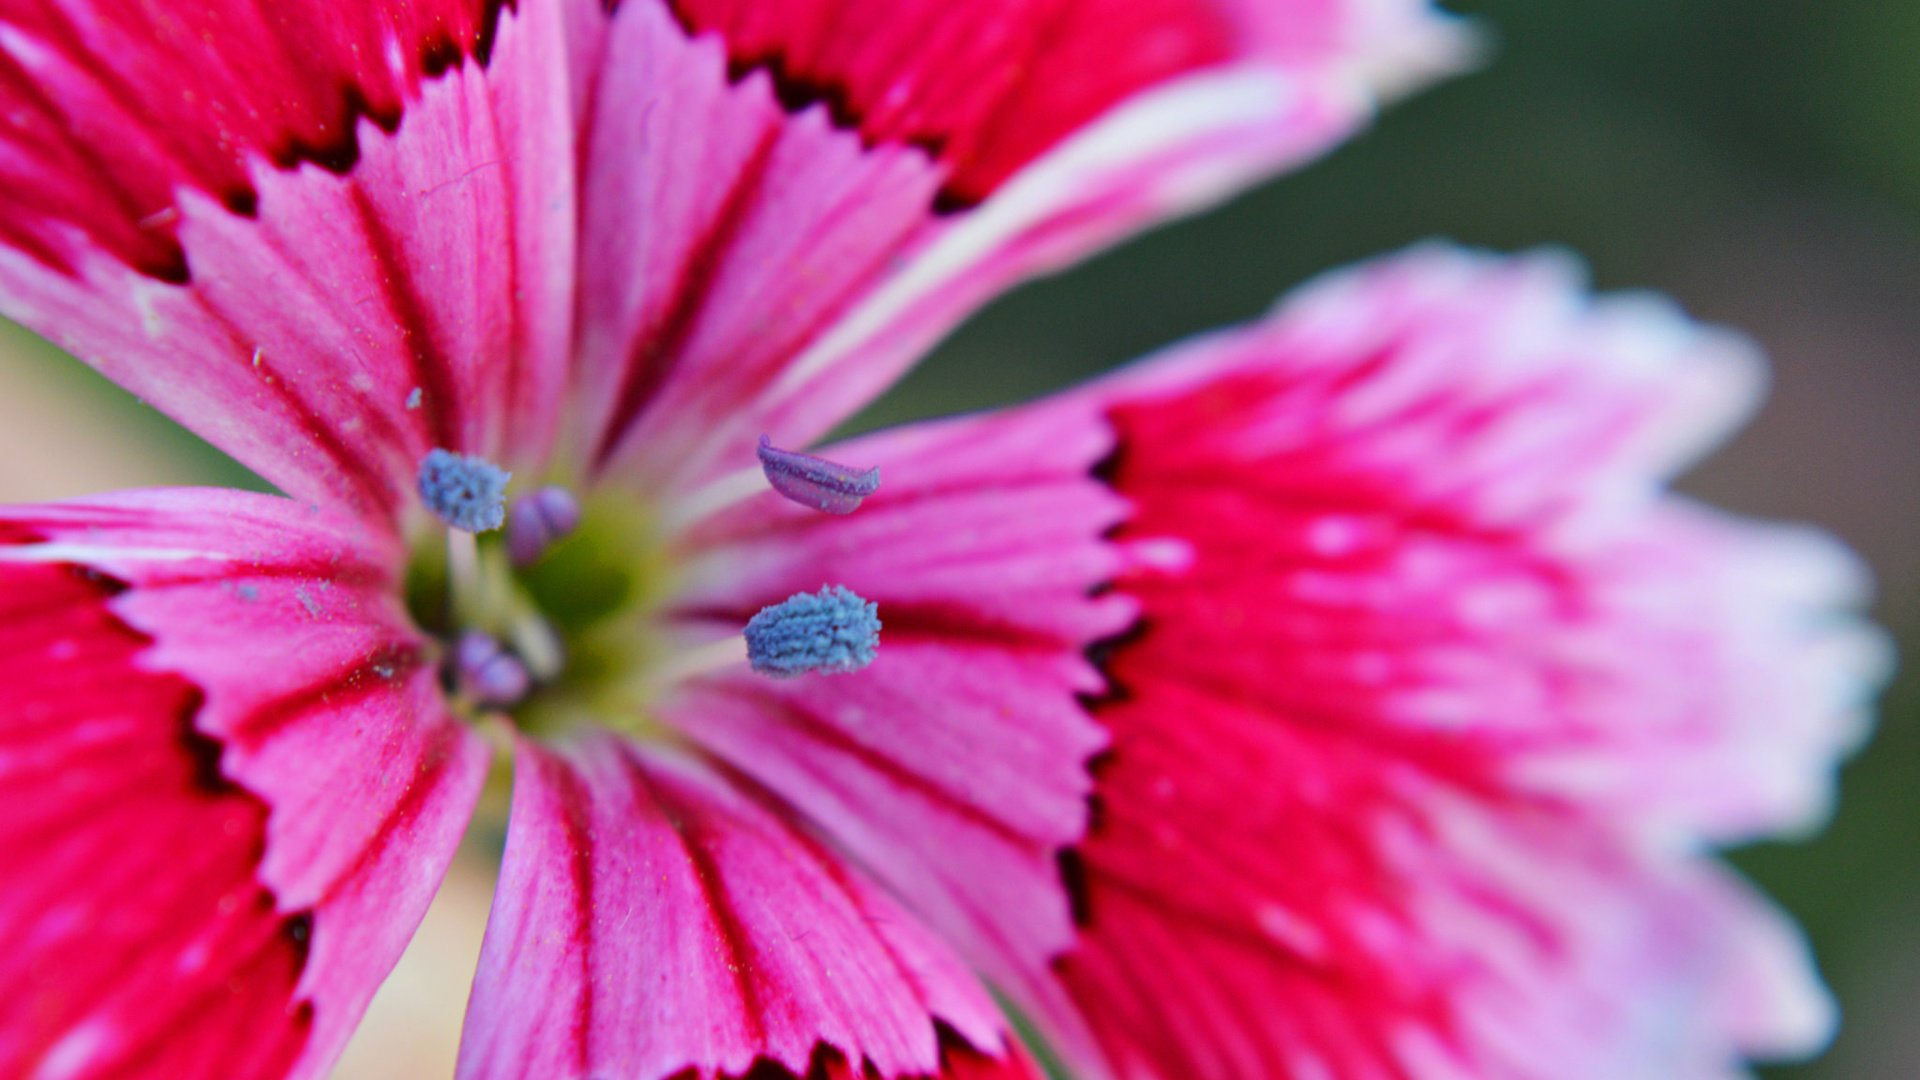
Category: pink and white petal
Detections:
[
  {"x1": 0, "y1": 2, "x2": 574, "y2": 519},
  {"x1": 0, "y1": 490, "x2": 488, "y2": 1080},
  {"x1": 1094, "y1": 244, "x2": 1775, "y2": 543},
  {"x1": 1062, "y1": 787, "x2": 1833, "y2": 1078},
  {"x1": 1023, "y1": 245, "x2": 1882, "y2": 1077},
  {"x1": 1508, "y1": 502, "x2": 1885, "y2": 844},
  {"x1": 660, "y1": 402, "x2": 1131, "y2": 1051},
  {"x1": 1396, "y1": 815, "x2": 1839, "y2": 1075},
  {"x1": 459, "y1": 733, "x2": 1013, "y2": 1080},
  {"x1": 1086, "y1": 244, "x2": 1887, "y2": 836},
  {"x1": 572, "y1": 1, "x2": 1470, "y2": 488},
  {"x1": 562, "y1": 0, "x2": 943, "y2": 476}
]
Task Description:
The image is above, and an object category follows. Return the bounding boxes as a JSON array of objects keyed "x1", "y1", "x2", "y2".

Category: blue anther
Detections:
[
  {"x1": 744, "y1": 585, "x2": 881, "y2": 677},
  {"x1": 455, "y1": 631, "x2": 530, "y2": 706},
  {"x1": 506, "y1": 486, "x2": 583, "y2": 567},
  {"x1": 757, "y1": 435, "x2": 880, "y2": 515},
  {"x1": 418, "y1": 449, "x2": 511, "y2": 533}
]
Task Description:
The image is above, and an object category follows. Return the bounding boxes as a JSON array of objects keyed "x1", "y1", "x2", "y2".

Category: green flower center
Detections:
[{"x1": 404, "y1": 489, "x2": 678, "y2": 740}]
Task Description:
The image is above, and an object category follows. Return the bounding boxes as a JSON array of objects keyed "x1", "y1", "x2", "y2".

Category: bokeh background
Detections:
[{"x1": 1, "y1": 1, "x2": 1914, "y2": 1076}]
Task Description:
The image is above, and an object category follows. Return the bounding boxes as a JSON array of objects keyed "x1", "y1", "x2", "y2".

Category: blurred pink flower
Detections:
[{"x1": 0, "y1": 2, "x2": 1883, "y2": 1079}]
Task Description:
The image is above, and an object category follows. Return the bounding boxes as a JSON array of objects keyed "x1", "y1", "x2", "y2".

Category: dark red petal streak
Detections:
[{"x1": 0, "y1": 0, "x2": 505, "y2": 281}]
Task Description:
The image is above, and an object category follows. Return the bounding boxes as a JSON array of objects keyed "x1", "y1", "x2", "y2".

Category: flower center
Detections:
[
  {"x1": 405, "y1": 453, "x2": 668, "y2": 735},
  {"x1": 403, "y1": 440, "x2": 883, "y2": 740}
]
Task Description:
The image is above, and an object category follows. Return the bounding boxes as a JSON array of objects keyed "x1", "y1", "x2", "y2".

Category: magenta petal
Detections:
[
  {"x1": 0, "y1": 2, "x2": 575, "y2": 519},
  {"x1": 0, "y1": 557, "x2": 307, "y2": 1079},
  {"x1": 0, "y1": 490, "x2": 489, "y2": 1080},
  {"x1": 663, "y1": 402, "x2": 1133, "y2": 1057},
  {"x1": 459, "y1": 734, "x2": 1009, "y2": 1080},
  {"x1": 1031, "y1": 246, "x2": 1885, "y2": 1078}
]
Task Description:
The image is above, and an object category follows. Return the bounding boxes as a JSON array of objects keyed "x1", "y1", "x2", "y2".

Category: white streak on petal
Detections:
[{"x1": 0, "y1": 544, "x2": 221, "y2": 564}]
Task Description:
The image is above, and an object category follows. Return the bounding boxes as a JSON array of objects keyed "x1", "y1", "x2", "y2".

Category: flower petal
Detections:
[
  {"x1": 1508, "y1": 501, "x2": 1885, "y2": 843},
  {"x1": 0, "y1": 490, "x2": 488, "y2": 1080},
  {"x1": 1031, "y1": 245, "x2": 1885, "y2": 1077},
  {"x1": 669, "y1": 0, "x2": 1472, "y2": 207},
  {"x1": 0, "y1": 1, "x2": 574, "y2": 519},
  {"x1": 3, "y1": 0, "x2": 1466, "y2": 516},
  {"x1": 662, "y1": 402, "x2": 1132, "y2": 1055},
  {"x1": 0, "y1": 0, "x2": 502, "y2": 280},
  {"x1": 560, "y1": 0, "x2": 943, "y2": 477},
  {"x1": 567, "y1": 0, "x2": 1470, "y2": 486},
  {"x1": 459, "y1": 733, "x2": 1018, "y2": 1080}
]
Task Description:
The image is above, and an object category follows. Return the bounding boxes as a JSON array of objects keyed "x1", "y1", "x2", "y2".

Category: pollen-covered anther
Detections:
[
  {"x1": 418, "y1": 449, "x2": 511, "y2": 533},
  {"x1": 757, "y1": 435, "x2": 881, "y2": 515},
  {"x1": 455, "y1": 631, "x2": 531, "y2": 707},
  {"x1": 506, "y1": 487, "x2": 583, "y2": 567},
  {"x1": 744, "y1": 585, "x2": 881, "y2": 677}
]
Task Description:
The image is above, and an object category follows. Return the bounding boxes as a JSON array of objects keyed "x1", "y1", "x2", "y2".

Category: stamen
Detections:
[
  {"x1": 757, "y1": 435, "x2": 880, "y2": 515},
  {"x1": 506, "y1": 613, "x2": 566, "y2": 683},
  {"x1": 744, "y1": 585, "x2": 880, "y2": 677},
  {"x1": 418, "y1": 449, "x2": 511, "y2": 533},
  {"x1": 647, "y1": 634, "x2": 750, "y2": 689},
  {"x1": 446, "y1": 527, "x2": 480, "y2": 626},
  {"x1": 455, "y1": 631, "x2": 530, "y2": 707},
  {"x1": 506, "y1": 486, "x2": 583, "y2": 567}
]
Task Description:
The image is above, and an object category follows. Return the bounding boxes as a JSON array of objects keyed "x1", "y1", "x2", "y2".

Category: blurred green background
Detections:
[{"x1": 0, "y1": 0, "x2": 1913, "y2": 1076}]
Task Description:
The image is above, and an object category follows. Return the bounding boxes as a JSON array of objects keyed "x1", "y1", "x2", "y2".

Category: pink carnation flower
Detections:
[{"x1": 0, "y1": 2, "x2": 1886, "y2": 1078}]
